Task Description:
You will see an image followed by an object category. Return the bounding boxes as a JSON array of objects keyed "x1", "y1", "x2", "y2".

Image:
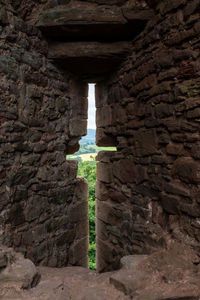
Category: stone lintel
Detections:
[
  {"x1": 37, "y1": 6, "x2": 153, "y2": 40},
  {"x1": 48, "y1": 41, "x2": 132, "y2": 59}
]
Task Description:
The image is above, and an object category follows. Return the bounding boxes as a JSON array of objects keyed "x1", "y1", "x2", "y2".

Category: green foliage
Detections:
[
  {"x1": 68, "y1": 142, "x2": 116, "y2": 269},
  {"x1": 78, "y1": 157, "x2": 96, "y2": 270}
]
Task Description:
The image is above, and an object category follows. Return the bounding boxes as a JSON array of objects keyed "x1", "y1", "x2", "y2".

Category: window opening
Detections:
[{"x1": 67, "y1": 83, "x2": 116, "y2": 270}]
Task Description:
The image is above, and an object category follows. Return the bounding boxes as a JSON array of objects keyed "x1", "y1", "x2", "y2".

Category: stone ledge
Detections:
[
  {"x1": 37, "y1": 5, "x2": 153, "y2": 40},
  {"x1": 48, "y1": 41, "x2": 132, "y2": 59}
]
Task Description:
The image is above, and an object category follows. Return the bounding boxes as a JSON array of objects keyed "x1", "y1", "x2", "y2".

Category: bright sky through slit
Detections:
[{"x1": 88, "y1": 84, "x2": 96, "y2": 129}]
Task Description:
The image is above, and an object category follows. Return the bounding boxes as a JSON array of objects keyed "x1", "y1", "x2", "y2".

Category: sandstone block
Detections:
[
  {"x1": 96, "y1": 106, "x2": 113, "y2": 127},
  {"x1": 113, "y1": 159, "x2": 136, "y2": 183},
  {"x1": 134, "y1": 129, "x2": 158, "y2": 157},
  {"x1": 0, "y1": 55, "x2": 19, "y2": 80},
  {"x1": 187, "y1": 107, "x2": 200, "y2": 119},
  {"x1": 75, "y1": 219, "x2": 89, "y2": 240},
  {"x1": 109, "y1": 190, "x2": 127, "y2": 203},
  {"x1": 164, "y1": 181, "x2": 190, "y2": 197},
  {"x1": 191, "y1": 144, "x2": 200, "y2": 160},
  {"x1": 8, "y1": 203, "x2": 25, "y2": 226},
  {"x1": 113, "y1": 104, "x2": 127, "y2": 124},
  {"x1": 48, "y1": 41, "x2": 131, "y2": 60},
  {"x1": 38, "y1": 6, "x2": 125, "y2": 27},
  {"x1": 9, "y1": 167, "x2": 36, "y2": 186},
  {"x1": 96, "y1": 238, "x2": 115, "y2": 265},
  {"x1": 73, "y1": 178, "x2": 88, "y2": 203},
  {"x1": 158, "y1": 0, "x2": 186, "y2": 14},
  {"x1": 133, "y1": 74, "x2": 157, "y2": 94},
  {"x1": 0, "y1": 251, "x2": 7, "y2": 268},
  {"x1": 69, "y1": 118, "x2": 87, "y2": 137},
  {"x1": 96, "y1": 128, "x2": 117, "y2": 147},
  {"x1": 68, "y1": 201, "x2": 88, "y2": 223},
  {"x1": 172, "y1": 157, "x2": 200, "y2": 184},
  {"x1": 122, "y1": 7, "x2": 154, "y2": 22},
  {"x1": 37, "y1": 4, "x2": 150, "y2": 41},
  {"x1": 21, "y1": 52, "x2": 42, "y2": 70},
  {"x1": 166, "y1": 143, "x2": 186, "y2": 156},
  {"x1": 0, "y1": 7, "x2": 8, "y2": 24},
  {"x1": 0, "y1": 247, "x2": 40, "y2": 290},
  {"x1": 97, "y1": 162, "x2": 113, "y2": 183},
  {"x1": 145, "y1": 0, "x2": 160, "y2": 8},
  {"x1": 155, "y1": 103, "x2": 173, "y2": 119},
  {"x1": 161, "y1": 194, "x2": 180, "y2": 215},
  {"x1": 69, "y1": 237, "x2": 89, "y2": 265},
  {"x1": 96, "y1": 218, "x2": 109, "y2": 241},
  {"x1": 184, "y1": 0, "x2": 200, "y2": 18},
  {"x1": 95, "y1": 180, "x2": 109, "y2": 201},
  {"x1": 96, "y1": 200, "x2": 122, "y2": 225}
]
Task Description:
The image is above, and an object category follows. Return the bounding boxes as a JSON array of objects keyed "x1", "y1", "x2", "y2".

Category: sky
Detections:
[{"x1": 88, "y1": 84, "x2": 96, "y2": 129}]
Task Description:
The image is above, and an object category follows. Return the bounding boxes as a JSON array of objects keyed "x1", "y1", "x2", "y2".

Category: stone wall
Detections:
[
  {"x1": 1, "y1": 0, "x2": 200, "y2": 273},
  {"x1": 0, "y1": 1, "x2": 89, "y2": 267},
  {"x1": 96, "y1": 0, "x2": 200, "y2": 272}
]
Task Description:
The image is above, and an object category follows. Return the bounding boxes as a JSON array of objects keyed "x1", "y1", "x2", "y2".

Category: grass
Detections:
[{"x1": 67, "y1": 145, "x2": 116, "y2": 162}]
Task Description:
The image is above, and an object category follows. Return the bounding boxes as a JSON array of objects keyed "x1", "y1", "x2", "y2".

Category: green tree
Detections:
[{"x1": 78, "y1": 157, "x2": 96, "y2": 270}]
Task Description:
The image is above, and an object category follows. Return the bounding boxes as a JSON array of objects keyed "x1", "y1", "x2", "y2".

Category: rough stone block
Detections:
[
  {"x1": 96, "y1": 180, "x2": 109, "y2": 201},
  {"x1": 161, "y1": 194, "x2": 180, "y2": 215},
  {"x1": 48, "y1": 41, "x2": 131, "y2": 60},
  {"x1": 134, "y1": 129, "x2": 158, "y2": 157},
  {"x1": 97, "y1": 162, "x2": 113, "y2": 183},
  {"x1": 172, "y1": 157, "x2": 200, "y2": 184},
  {"x1": 96, "y1": 128, "x2": 117, "y2": 147},
  {"x1": 69, "y1": 237, "x2": 89, "y2": 265},
  {"x1": 158, "y1": 0, "x2": 186, "y2": 14},
  {"x1": 69, "y1": 201, "x2": 88, "y2": 223},
  {"x1": 164, "y1": 181, "x2": 190, "y2": 197},
  {"x1": 0, "y1": 55, "x2": 19, "y2": 80},
  {"x1": 0, "y1": 7, "x2": 8, "y2": 24},
  {"x1": 69, "y1": 118, "x2": 87, "y2": 137},
  {"x1": 113, "y1": 159, "x2": 136, "y2": 183},
  {"x1": 166, "y1": 143, "x2": 186, "y2": 156},
  {"x1": 96, "y1": 200, "x2": 122, "y2": 225},
  {"x1": 113, "y1": 104, "x2": 127, "y2": 124},
  {"x1": 187, "y1": 108, "x2": 200, "y2": 119},
  {"x1": 73, "y1": 178, "x2": 88, "y2": 202},
  {"x1": 96, "y1": 106, "x2": 113, "y2": 127},
  {"x1": 75, "y1": 219, "x2": 89, "y2": 240},
  {"x1": 0, "y1": 248, "x2": 40, "y2": 289}
]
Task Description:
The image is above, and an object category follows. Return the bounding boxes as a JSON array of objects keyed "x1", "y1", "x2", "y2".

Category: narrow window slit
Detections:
[{"x1": 67, "y1": 83, "x2": 116, "y2": 270}]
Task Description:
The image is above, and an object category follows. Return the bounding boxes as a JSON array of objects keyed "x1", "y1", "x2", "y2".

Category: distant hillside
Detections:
[{"x1": 80, "y1": 129, "x2": 96, "y2": 144}]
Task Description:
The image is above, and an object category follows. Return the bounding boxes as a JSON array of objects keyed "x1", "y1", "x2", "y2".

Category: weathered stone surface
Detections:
[
  {"x1": 113, "y1": 159, "x2": 136, "y2": 183},
  {"x1": 0, "y1": 55, "x2": 19, "y2": 80},
  {"x1": 0, "y1": 246, "x2": 40, "y2": 291},
  {"x1": 97, "y1": 162, "x2": 113, "y2": 183},
  {"x1": 37, "y1": 4, "x2": 151, "y2": 40},
  {"x1": 49, "y1": 42, "x2": 131, "y2": 60},
  {"x1": 134, "y1": 129, "x2": 158, "y2": 157},
  {"x1": 145, "y1": 0, "x2": 160, "y2": 8},
  {"x1": 48, "y1": 41, "x2": 132, "y2": 79},
  {"x1": 96, "y1": 128, "x2": 117, "y2": 146},
  {"x1": 110, "y1": 243, "x2": 200, "y2": 299},
  {"x1": 172, "y1": 157, "x2": 200, "y2": 184},
  {"x1": 38, "y1": 6, "x2": 125, "y2": 26}
]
